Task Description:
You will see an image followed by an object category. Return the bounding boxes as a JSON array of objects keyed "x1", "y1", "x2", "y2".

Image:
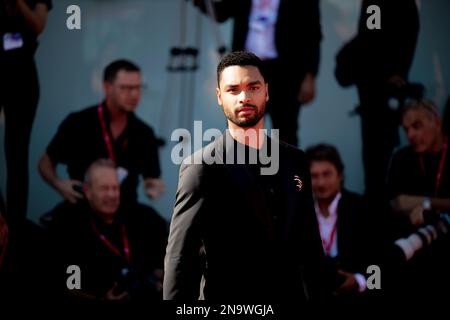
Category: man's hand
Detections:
[
  {"x1": 386, "y1": 74, "x2": 406, "y2": 88},
  {"x1": 54, "y1": 179, "x2": 84, "y2": 204},
  {"x1": 152, "y1": 268, "x2": 164, "y2": 292},
  {"x1": 15, "y1": 0, "x2": 49, "y2": 34},
  {"x1": 144, "y1": 178, "x2": 166, "y2": 200},
  {"x1": 298, "y1": 73, "x2": 316, "y2": 104},
  {"x1": 334, "y1": 269, "x2": 359, "y2": 295},
  {"x1": 409, "y1": 205, "x2": 425, "y2": 226},
  {"x1": 104, "y1": 282, "x2": 130, "y2": 301}
]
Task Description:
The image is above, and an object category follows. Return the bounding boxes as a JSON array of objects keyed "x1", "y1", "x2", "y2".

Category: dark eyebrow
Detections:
[
  {"x1": 223, "y1": 84, "x2": 239, "y2": 90},
  {"x1": 223, "y1": 80, "x2": 263, "y2": 89}
]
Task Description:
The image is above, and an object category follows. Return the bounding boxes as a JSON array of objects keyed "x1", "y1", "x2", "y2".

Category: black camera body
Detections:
[
  {"x1": 114, "y1": 267, "x2": 162, "y2": 300},
  {"x1": 72, "y1": 184, "x2": 84, "y2": 195},
  {"x1": 386, "y1": 82, "x2": 424, "y2": 109}
]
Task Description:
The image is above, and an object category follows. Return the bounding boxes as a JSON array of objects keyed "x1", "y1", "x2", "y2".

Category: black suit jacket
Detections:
[
  {"x1": 335, "y1": 0, "x2": 419, "y2": 86},
  {"x1": 198, "y1": 0, "x2": 322, "y2": 77},
  {"x1": 334, "y1": 190, "x2": 380, "y2": 274},
  {"x1": 164, "y1": 132, "x2": 328, "y2": 301}
]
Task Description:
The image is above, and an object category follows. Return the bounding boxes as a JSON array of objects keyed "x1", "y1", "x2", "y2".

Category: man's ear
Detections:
[
  {"x1": 265, "y1": 83, "x2": 269, "y2": 102},
  {"x1": 216, "y1": 87, "x2": 223, "y2": 107},
  {"x1": 103, "y1": 81, "x2": 111, "y2": 95}
]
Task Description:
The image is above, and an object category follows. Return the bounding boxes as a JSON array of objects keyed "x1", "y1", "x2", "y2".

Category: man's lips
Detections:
[{"x1": 237, "y1": 105, "x2": 256, "y2": 113}]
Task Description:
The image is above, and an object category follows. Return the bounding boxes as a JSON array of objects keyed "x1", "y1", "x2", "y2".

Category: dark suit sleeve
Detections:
[
  {"x1": 163, "y1": 162, "x2": 206, "y2": 300},
  {"x1": 193, "y1": 0, "x2": 236, "y2": 22},
  {"x1": 288, "y1": 148, "x2": 332, "y2": 301},
  {"x1": 356, "y1": 0, "x2": 419, "y2": 81},
  {"x1": 274, "y1": 0, "x2": 322, "y2": 77},
  {"x1": 301, "y1": 0, "x2": 322, "y2": 76}
]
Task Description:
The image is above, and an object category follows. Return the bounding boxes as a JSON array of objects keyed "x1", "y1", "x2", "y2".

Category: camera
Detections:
[
  {"x1": 386, "y1": 82, "x2": 424, "y2": 110},
  {"x1": 72, "y1": 184, "x2": 84, "y2": 195},
  {"x1": 114, "y1": 267, "x2": 162, "y2": 300}
]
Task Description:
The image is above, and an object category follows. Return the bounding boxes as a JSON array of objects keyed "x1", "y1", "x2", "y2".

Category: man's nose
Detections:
[
  {"x1": 238, "y1": 90, "x2": 251, "y2": 104},
  {"x1": 406, "y1": 130, "x2": 415, "y2": 142},
  {"x1": 107, "y1": 188, "x2": 118, "y2": 197},
  {"x1": 131, "y1": 89, "x2": 141, "y2": 98},
  {"x1": 316, "y1": 177, "x2": 326, "y2": 188}
]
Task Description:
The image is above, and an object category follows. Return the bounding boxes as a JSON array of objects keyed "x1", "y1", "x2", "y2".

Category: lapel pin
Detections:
[{"x1": 294, "y1": 175, "x2": 303, "y2": 191}]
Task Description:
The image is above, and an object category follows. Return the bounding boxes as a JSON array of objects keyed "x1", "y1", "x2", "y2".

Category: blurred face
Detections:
[
  {"x1": 104, "y1": 70, "x2": 142, "y2": 113},
  {"x1": 310, "y1": 160, "x2": 342, "y2": 203},
  {"x1": 402, "y1": 109, "x2": 441, "y2": 153},
  {"x1": 216, "y1": 65, "x2": 268, "y2": 128},
  {"x1": 84, "y1": 167, "x2": 120, "y2": 219}
]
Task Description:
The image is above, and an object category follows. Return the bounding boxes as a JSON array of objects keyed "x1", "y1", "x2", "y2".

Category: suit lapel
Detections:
[{"x1": 336, "y1": 192, "x2": 350, "y2": 256}]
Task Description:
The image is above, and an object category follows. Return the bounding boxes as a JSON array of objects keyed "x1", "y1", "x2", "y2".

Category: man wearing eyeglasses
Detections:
[{"x1": 38, "y1": 59, "x2": 165, "y2": 214}]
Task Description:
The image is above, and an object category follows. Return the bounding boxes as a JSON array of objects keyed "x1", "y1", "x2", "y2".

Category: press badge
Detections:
[
  {"x1": 117, "y1": 166, "x2": 129, "y2": 184},
  {"x1": 3, "y1": 33, "x2": 24, "y2": 51}
]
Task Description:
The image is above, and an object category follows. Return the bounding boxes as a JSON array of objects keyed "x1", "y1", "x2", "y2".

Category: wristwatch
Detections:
[{"x1": 422, "y1": 197, "x2": 431, "y2": 211}]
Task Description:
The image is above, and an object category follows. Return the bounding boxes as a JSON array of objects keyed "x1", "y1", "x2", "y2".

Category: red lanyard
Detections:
[
  {"x1": 91, "y1": 219, "x2": 131, "y2": 264},
  {"x1": 257, "y1": 0, "x2": 275, "y2": 10},
  {"x1": 318, "y1": 219, "x2": 338, "y2": 257},
  {"x1": 419, "y1": 139, "x2": 448, "y2": 196},
  {"x1": 97, "y1": 103, "x2": 116, "y2": 163}
]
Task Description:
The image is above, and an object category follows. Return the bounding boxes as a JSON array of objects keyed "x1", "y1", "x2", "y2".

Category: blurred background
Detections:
[{"x1": 0, "y1": 0, "x2": 449, "y2": 223}]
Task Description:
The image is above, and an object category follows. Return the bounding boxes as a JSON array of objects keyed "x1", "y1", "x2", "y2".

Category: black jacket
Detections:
[{"x1": 164, "y1": 132, "x2": 329, "y2": 301}]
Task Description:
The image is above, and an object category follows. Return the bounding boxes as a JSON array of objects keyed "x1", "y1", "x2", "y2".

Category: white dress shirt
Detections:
[
  {"x1": 315, "y1": 192, "x2": 367, "y2": 292},
  {"x1": 245, "y1": 0, "x2": 280, "y2": 60}
]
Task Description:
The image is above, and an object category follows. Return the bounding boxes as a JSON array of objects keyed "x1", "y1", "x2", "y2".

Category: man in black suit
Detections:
[
  {"x1": 335, "y1": 0, "x2": 420, "y2": 203},
  {"x1": 306, "y1": 144, "x2": 383, "y2": 298},
  {"x1": 194, "y1": 0, "x2": 322, "y2": 146},
  {"x1": 164, "y1": 51, "x2": 328, "y2": 303}
]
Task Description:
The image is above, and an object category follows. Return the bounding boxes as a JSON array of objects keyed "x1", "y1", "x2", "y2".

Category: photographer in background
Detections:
[
  {"x1": 0, "y1": 0, "x2": 52, "y2": 236},
  {"x1": 335, "y1": 0, "x2": 420, "y2": 206},
  {"x1": 386, "y1": 100, "x2": 450, "y2": 302},
  {"x1": 48, "y1": 159, "x2": 167, "y2": 302},
  {"x1": 388, "y1": 100, "x2": 450, "y2": 229}
]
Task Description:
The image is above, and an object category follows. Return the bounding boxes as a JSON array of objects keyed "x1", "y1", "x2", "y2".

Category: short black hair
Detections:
[
  {"x1": 103, "y1": 59, "x2": 140, "y2": 83},
  {"x1": 217, "y1": 51, "x2": 266, "y2": 86},
  {"x1": 305, "y1": 144, "x2": 344, "y2": 174}
]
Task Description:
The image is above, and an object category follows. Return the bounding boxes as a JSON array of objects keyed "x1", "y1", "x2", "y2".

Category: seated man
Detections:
[
  {"x1": 387, "y1": 99, "x2": 450, "y2": 301},
  {"x1": 306, "y1": 144, "x2": 382, "y2": 298},
  {"x1": 38, "y1": 59, "x2": 164, "y2": 216},
  {"x1": 48, "y1": 159, "x2": 167, "y2": 301},
  {"x1": 388, "y1": 100, "x2": 450, "y2": 228}
]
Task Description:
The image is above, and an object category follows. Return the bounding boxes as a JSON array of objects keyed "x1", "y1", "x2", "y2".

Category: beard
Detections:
[{"x1": 224, "y1": 103, "x2": 265, "y2": 128}]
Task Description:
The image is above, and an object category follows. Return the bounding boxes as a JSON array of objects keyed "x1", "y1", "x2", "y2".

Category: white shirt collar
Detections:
[{"x1": 315, "y1": 192, "x2": 342, "y2": 219}]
